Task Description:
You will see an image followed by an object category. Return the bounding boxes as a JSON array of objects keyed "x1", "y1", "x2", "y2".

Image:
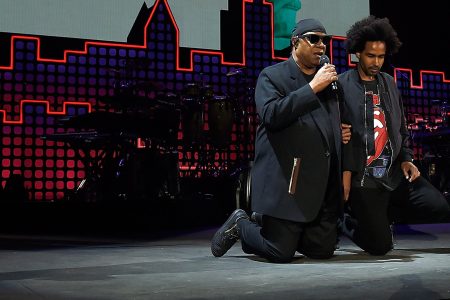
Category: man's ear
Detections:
[
  {"x1": 292, "y1": 37, "x2": 299, "y2": 49},
  {"x1": 356, "y1": 52, "x2": 360, "y2": 59}
]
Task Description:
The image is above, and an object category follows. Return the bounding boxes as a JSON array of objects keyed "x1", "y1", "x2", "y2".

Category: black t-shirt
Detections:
[{"x1": 361, "y1": 79, "x2": 395, "y2": 190}]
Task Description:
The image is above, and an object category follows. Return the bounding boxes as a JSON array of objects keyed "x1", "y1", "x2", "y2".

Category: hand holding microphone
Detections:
[
  {"x1": 319, "y1": 55, "x2": 338, "y2": 91},
  {"x1": 310, "y1": 55, "x2": 338, "y2": 93}
]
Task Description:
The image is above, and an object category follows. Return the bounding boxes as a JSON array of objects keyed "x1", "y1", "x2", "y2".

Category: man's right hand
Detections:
[
  {"x1": 341, "y1": 123, "x2": 351, "y2": 144},
  {"x1": 309, "y1": 63, "x2": 337, "y2": 93}
]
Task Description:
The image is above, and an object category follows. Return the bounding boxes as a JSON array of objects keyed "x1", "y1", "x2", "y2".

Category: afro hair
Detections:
[{"x1": 345, "y1": 15, "x2": 402, "y2": 55}]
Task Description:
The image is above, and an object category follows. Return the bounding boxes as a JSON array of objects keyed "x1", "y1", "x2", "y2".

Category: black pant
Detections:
[
  {"x1": 348, "y1": 187, "x2": 392, "y2": 255},
  {"x1": 237, "y1": 173, "x2": 340, "y2": 263},
  {"x1": 390, "y1": 177, "x2": 450, "y2": 224},
  {"x1": 349, "y1": 176, "x2": 450, "y2": 255}
]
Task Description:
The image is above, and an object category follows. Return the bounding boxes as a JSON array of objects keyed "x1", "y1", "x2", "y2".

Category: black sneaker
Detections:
[{"x1": 211, "y1": 209, "x2": 249, "y2": 257}]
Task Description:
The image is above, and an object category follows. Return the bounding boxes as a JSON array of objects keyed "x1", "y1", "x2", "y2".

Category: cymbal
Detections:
[
  {"x1": 226, "y1": 67, "x2": 246, "y2": 76},
  {"x1": 98, "y1": 67, "x2": 123, "y2": 77},
  {"x1": 58, "y1": 110, "x2": 180, "y2": 140},
  {"x1": 111, "y1": 80, "x2": 165, "y2": 93},
  {"x1": 132, "y1": 80, "x2": 165, "y2": 91},
  {"x1": 97, "y1": 95, "x2": 156, "y2": 108},
  {"x1": 104, "y1": 67, "x2": 121, "y2": 74}
]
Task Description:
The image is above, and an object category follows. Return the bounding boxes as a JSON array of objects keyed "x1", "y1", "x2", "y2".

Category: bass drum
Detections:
[{"x1": 207, "y1": 95, "x2": 234, "y2": 149}]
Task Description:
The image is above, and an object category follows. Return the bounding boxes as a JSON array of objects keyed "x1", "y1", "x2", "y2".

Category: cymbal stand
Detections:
[{"x1": 62, "y1": 134, "x2": 132, "y2": 203}]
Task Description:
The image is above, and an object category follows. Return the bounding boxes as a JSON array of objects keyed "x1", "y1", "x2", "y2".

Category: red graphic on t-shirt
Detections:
[{"x1": 367, "y1": 93, "x2": 388, "y2": 165}]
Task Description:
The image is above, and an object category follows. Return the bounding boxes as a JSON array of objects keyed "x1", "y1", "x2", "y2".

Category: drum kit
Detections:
[
  {"x1": 41, "y1": 59, "x2": 182, "y2": 203},
  {"x1": 41, "y1": 59, "x2": 256, "y2": 203},
  {"x1": 408, "y1": 100, "x2": 450, "y2": 196},
  {"x1": 408, "y1": 100, "x2": 450, "y2": 132}
]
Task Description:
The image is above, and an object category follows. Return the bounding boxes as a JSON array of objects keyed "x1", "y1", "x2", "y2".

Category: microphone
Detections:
[{"x1": 319, "y1": 55, "x2": 338, "y2": 91}]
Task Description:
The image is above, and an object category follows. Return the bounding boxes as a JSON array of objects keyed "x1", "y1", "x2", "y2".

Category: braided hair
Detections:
[{"x1": 345, "y1": 15, "x2": 402, "y2": 55}]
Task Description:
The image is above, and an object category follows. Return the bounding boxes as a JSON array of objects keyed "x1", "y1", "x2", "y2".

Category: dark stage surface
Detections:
[
  {"x1": 0, "y1": 222, "x2": 450, "y2": 300},
  {"x1": 1, "y1": 174, "x2": 450, "y2": 300}
]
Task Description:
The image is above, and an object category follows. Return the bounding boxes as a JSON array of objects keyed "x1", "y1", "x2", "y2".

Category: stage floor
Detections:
[{"x1": 1, "y1": 223, "x2": 450, "y2": 300}]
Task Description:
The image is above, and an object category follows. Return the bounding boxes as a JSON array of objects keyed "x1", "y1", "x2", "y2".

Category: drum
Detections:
[
  {"x1": 235, "y1": 161, "x2": 253, "y2": 213},
  {"x1": 201, "y1": 85, "x2": 215, "y2": 100},
  {"x1": 181, "y1": 83, "x2": 204, "y2": 145},
  {"x1": 183, "y1": 82, "x2": 201, "y2": 99},
  {"x1": 207, "y1": 95, "x2": 234, "y2": 148}
]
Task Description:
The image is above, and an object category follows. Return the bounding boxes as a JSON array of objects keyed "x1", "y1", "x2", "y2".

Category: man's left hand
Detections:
[{"x1": 401, "y1": 161, "x2": 420, "y2": 182}]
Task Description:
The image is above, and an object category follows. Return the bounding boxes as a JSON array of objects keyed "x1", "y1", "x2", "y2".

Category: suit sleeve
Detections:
[{"x1": 340, "y1": 86, "x2": 359, "y2": 172}]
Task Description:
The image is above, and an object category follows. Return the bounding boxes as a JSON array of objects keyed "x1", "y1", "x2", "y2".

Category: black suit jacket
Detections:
[
  {"x1": 251, "y1": 56, "x2": 342, "y2": 222},
  {"x1": 338, "y1": 69, "x2": 414, "y2": 189}
]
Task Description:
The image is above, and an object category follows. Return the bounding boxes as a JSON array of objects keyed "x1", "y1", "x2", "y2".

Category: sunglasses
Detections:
[{"x1": 299, "y1": 34, "x2": 332, "y2": 45}]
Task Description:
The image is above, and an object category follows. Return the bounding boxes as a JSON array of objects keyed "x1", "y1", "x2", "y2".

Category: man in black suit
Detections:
[{"x1": 211, "y1": 18, "x2": 347, "y2": 263}]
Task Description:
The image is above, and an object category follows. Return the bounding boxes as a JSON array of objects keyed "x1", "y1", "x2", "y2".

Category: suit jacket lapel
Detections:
[
  {"x1": 287, "y1": 57, "x2": 332, "y2": 149},
  {"x1": 289, "y1": 55, "x2": 330, "y2": 147}
]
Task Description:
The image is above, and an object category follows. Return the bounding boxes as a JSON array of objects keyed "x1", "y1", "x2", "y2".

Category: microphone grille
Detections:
[{"x1": 319, "y1": 55, "x2": 330, "y2": 66}]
